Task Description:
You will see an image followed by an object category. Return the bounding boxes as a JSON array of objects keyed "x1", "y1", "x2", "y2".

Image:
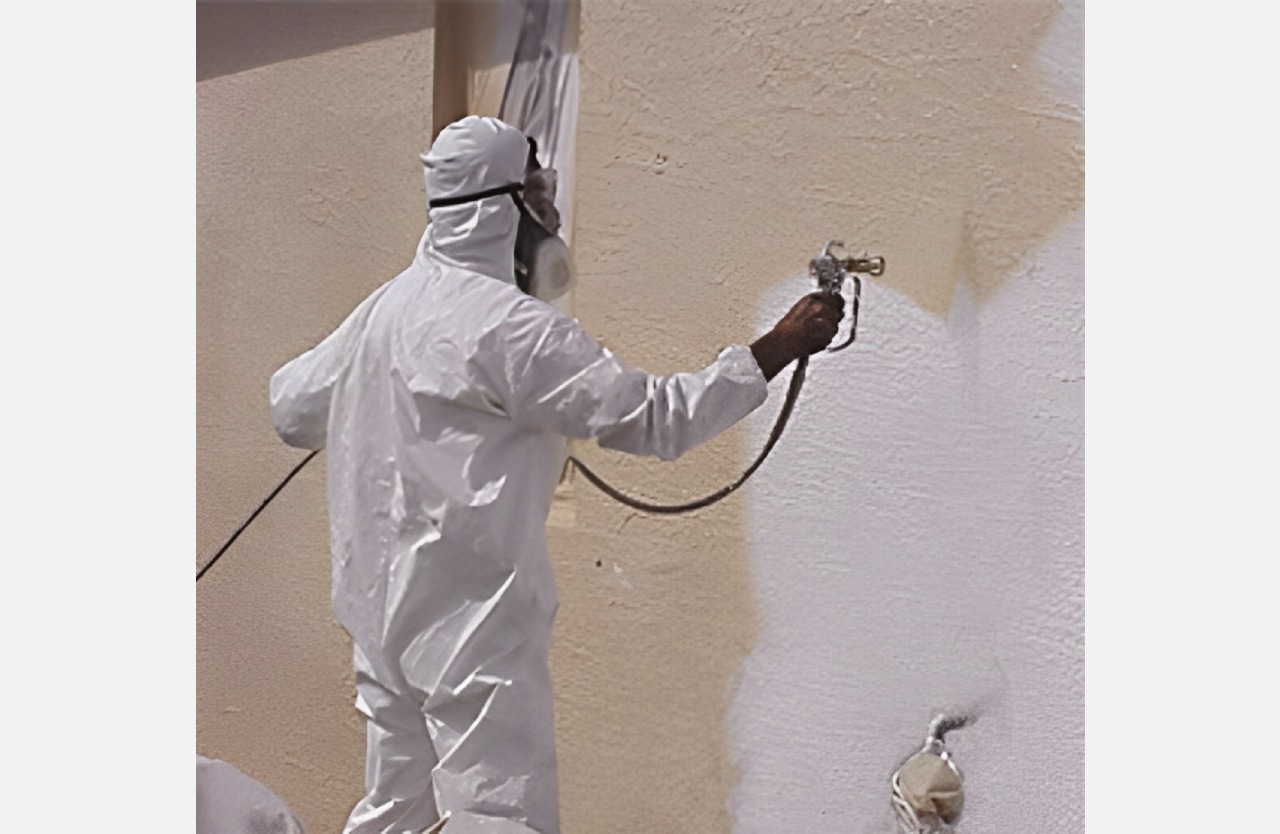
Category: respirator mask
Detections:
[{"x1": 428, "y1": 137, "x2": 574, "y2": 302}]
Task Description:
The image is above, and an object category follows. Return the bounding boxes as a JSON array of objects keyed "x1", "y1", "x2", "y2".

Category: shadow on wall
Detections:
[{"x1": 197, "y1": 2, "x2": 435, "y2": 82}]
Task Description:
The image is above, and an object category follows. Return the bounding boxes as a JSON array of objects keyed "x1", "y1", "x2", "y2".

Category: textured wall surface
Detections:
[
  {"x1": 196, "y1": 24, "x2": 433, "y2": 832},
  {"x1": 731, "y1": 3, "x2": 1084, "y2": 832},
  {"x1": 197, "y1": 1, "x2": 1083, "y2": 832},
  {"x1": 734, "y1": 215, "x2": 1083, "y2": 833}
]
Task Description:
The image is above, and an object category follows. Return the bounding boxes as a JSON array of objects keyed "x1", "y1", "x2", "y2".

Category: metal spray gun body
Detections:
[{"x1": 809, "y1": 240, "x2": 885, "y2": 351}]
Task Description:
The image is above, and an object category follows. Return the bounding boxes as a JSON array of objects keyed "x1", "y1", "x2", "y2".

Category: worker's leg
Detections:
[
  {"x1": 344, "y1": 645, "x2": 443, "y2": 834},
  {"x1": 423, "y1": 642, "x2": 560, "y2": 833}
]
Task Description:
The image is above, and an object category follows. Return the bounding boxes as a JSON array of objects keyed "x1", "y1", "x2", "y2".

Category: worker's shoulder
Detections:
[{"x1": 456, "y1": 274, "x2": 575, "y2": 330}]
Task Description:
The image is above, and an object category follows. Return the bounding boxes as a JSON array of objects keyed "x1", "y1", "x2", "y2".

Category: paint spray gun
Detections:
[{"x1": 809, "y1": 240, "x2": 885, "y2": 351}]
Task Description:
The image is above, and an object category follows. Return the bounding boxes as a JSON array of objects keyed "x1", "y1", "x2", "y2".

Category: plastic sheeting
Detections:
[
  {"x1": 197, "y1": 755, "x2": 306, "y2": 834},
  {"x1": 270, "y1": 116, "x2": 769, "y2": 834},
  {"x1": 498, "y1": 0, "x2": 579, "y2": 250}
]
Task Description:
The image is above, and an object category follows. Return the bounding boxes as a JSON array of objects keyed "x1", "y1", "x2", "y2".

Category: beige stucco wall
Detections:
[
  {"x1": 198, "y1": 2, "x2": 1081, "y2": 832},
  {"x1": 197, "y1": 23, "x2": 434, "y2": 830}
]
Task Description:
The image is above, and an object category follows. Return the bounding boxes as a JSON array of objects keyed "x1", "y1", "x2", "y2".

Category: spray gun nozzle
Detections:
[
  {"x1": 817, "y1": 240, "x2": 885, "y2": 277},
  {"x1": 842, "y1": 255, "x2": 885, "y2": 276}
]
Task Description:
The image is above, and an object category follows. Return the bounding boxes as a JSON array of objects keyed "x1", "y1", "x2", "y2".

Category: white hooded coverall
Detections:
[{"x1": 269, "y1": 117, "x2": 769, "y2": 834}]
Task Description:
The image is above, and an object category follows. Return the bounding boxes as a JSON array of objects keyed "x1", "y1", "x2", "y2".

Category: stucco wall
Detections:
[
  {"x1": 734, "y1": 214, "x2": 1083, "y2": 832},
  {"x1": 196, "y1": 19, "x2": 434, "y2": 830},
  {"x1": 730, "y1": 5, "x2": 1084, "y2": 829},
  {"x1": 559, "y1": 1, "x2": 1082, "y2": 830},
  {"x1": 197, "y1": 2, "x2": 1083, "y2": 832},
  {"x1": 728, "y1": 7, "x2": 1082, "y2": 828}
]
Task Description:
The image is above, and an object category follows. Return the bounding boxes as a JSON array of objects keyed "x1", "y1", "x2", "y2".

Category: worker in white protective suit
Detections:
[{"x1": 269, "y1": 116, "x2": 842, "y2": 834}]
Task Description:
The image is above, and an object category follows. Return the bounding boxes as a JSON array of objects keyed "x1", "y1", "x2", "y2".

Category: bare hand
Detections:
[{"x1": 750, "y1": 292, "x2": 845, "y2": 381}]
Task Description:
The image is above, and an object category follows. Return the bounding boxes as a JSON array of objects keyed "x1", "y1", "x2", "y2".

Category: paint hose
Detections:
[
  {"x1": 196, "y1": 449, "x2": 320, "y2": 581},
  {"x1": 566, "y1": 354, "x2": 808, "y2": 513}
]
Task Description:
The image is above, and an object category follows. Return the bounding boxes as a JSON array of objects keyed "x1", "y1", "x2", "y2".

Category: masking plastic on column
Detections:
[
  {"x1": 269, "y1": 116, "x2": 769, "y2": 834},
  {"x1": 498, "y1": 0, "x2": 579, "y2": 312}
]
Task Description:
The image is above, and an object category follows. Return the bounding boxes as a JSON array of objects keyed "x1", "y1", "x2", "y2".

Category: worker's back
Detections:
[
  {"x1": 273, "y1": 253, "x2": 579, "y2": 654},
  {"x1": 322, "y1": 252, "x2": 565, "y2": 675}
]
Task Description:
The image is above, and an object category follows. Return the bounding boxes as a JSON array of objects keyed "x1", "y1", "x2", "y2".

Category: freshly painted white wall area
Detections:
[{"x1": 730, "y1": 4, "x2": 1084, "y2": 832}]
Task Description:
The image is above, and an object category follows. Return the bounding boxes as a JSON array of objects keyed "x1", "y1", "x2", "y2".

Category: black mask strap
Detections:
[
  {"x1": 428, "y1": 182, "x2": 524, "y2": 209},
  {"x1": 426, "y1": 180, "x2": 547, "y2": 296}
]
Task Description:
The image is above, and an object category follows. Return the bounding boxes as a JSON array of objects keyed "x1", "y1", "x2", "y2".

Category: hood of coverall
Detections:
[{"x1": 420, "y1": 116, "x2": 529, "y2": 284}]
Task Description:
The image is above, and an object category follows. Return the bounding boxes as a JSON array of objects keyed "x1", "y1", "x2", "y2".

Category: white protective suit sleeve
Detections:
[{"x1": 468, "y1": 292, "x2": 767, "y2": 461}]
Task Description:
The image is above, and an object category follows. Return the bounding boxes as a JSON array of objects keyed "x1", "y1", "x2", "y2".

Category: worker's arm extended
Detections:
[{"x1": 482, "y1": 291, "x2": 841, "y2": 461}]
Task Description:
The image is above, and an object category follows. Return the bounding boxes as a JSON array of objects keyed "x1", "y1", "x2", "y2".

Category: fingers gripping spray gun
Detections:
[{"x1": 810, "y1": 239, "x2": 885, "y2": 351}]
